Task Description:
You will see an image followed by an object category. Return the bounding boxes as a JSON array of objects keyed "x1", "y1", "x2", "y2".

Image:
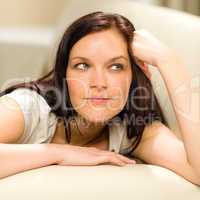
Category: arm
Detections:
[
  {"x1": 132, "y1": 121, "x2": 200, "y2": 185},
  {"x1": 0, "y1": 96, "x2": 60, "y2": 179},
  {"x1": 0, "y1": 143, "x2": 60, "y2": 179},
  {"x1": 156, "y1": 55, "x2": 200, "y2": 174},
  {"x1": 131, "y1": 30, "x2": 200, "y2": 185},
  {"x1": 0, "y1": 95, "x2": 134, "y2": 179}
]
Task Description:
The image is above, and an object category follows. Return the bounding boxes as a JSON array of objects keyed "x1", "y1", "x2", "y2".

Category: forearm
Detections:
[
  {"x1": 157, "y1": 54, "x2": 200, "y2": 173},
  {"x1": 0, "y1": 143, "x2": 62, "y2": 179}
]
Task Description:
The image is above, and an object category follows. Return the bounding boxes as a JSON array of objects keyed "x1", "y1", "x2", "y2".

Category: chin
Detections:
[
  {"x1": 76, "y1": 105, "x2": 122, "y2": 124},
  {"x1": 82, "y1": 111, "x2": 119, "y2": 125}
]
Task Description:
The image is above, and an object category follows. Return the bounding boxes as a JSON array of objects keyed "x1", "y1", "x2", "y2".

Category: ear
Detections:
[{"x1": 135, "y1": 58, "x2": 151, "y2": 80}]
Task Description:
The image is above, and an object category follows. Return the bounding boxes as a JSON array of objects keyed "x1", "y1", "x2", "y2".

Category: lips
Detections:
[
  {"x1": 87, "y1": 97, "x2": 111, "y2": 100},
  {"x1": 85, "y1": 97, "x2": 112, "y2": 105}
]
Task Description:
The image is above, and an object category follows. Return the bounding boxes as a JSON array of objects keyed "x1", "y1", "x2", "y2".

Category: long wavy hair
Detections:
[{"x1": 0, "y1": 11, "x2": 167, "y2": 156}]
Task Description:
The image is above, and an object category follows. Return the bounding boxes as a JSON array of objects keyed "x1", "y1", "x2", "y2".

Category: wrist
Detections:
[
  {"x1": 156, "y1": 49, "x2": 181, "y2": 68},
  {"x1": 48, "y1": 143, "x2": 67, "y2": 165}
]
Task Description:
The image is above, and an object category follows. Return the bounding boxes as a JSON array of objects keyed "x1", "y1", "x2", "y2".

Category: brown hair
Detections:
[{"x1": 1, "y1": 11, "x2": 167, "y2": 155}]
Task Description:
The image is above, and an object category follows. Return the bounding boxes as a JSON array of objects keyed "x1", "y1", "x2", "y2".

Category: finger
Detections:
[
  {"x1": 116, "y1": 154, "x2": 136, "y2": 164},
  {"x1": 99, "y1": 155, "x2": 126, "y2": 167},
  {"x1": 107, "y1": 156, "x2": 127, "y2": 167},
  {"x1": 135, "y1": 58, "x2": 151, "y2": 80},
  {"x1": 111, "y1": 153, "x2": 136, "y2": 165},
  {"x1": 100, "y1": 151, "x2": 136, "y2": 165},
  {"x1": 134, "y1": 58, "x2": 144, "y2": 67}
]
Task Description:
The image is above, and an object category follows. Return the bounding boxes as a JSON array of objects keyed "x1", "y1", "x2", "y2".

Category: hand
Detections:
[
  {"x1": 132, "y1": 29, "x2": 171, "y2": 68},
  {"x1": 55, "y1": 144, "x2": 136, "y2": 167}
]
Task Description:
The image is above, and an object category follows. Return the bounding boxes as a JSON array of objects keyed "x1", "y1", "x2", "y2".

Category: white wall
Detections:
[
  {"x1": 133, "y1": 0, "x2": 162, "y2": 5},
  {"x1": 0, "y1": 0, "x2": 68, "y2": 27},
  {"x1": 134, "y1": 0, "x2": 200, "y2": 15}
]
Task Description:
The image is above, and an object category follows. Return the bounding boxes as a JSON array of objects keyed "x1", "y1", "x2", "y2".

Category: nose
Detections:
[{"x1": 89, "y1": 68, "x2": 107, "y2": 91}]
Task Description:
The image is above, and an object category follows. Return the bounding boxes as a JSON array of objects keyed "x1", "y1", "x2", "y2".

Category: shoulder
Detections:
[
  {"x1": 5, "y1": 88, "x2": 48, "y2": 104},
  {"x1": 141, "y1": 120, "x2": 167, "y2": 142},
  {"x1": 132, "y1": 120, "x2": 176, "y2": 159},
  {"x1": 0, "y1": 91, "x2": 26, "y2": 143},
  {"x1": 4, "y1": 88, "x2": 51, "y2": 114},
  {"x1": 2, "y1": 88, "x2": 57, "y2": 143}
]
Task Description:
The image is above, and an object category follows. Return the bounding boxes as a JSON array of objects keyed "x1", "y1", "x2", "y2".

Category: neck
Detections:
[
  {"x1": 70, "y1": 116, "x2": 106, "y2": 144},
  {"x1": 71, "y1": 115, "x2": 106, "y2": 139}
]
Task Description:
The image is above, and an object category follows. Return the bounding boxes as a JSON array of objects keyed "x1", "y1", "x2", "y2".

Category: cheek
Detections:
[
  {"x1": 106, "y1": 78, "x2": 131, "y2": 112},
  {"x1": 66, "y1": 69, "x2": 89, "y2": 95},
  {"x1": 67, "y1": 80, "x2": 87, "y2": 112},
  {"x1": 109, "y1": 78, "x2": 131, "y2": 101},
  {"x1": 67, "y1": 79, "x2": 87, "y2": 103}
]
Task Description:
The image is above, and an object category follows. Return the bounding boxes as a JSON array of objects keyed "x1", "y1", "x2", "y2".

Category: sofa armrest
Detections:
[{"x1": 0, "y1": 164, "x2": 199, "y2": 200}]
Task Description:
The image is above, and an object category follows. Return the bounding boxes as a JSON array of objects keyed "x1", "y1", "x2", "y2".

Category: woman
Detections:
[{"x1": 0, "y1": 12, "x2": 200, "y2": 185}]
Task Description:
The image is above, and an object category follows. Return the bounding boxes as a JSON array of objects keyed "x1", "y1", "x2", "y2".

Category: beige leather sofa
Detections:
[{"x1": 0, "y1": 0, "x2": 200, "y2": 199}]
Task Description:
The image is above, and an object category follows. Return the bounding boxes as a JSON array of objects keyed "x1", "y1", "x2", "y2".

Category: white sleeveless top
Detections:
[{"x1": 3, "y1": 88, "x2": 136, "y2": 154}]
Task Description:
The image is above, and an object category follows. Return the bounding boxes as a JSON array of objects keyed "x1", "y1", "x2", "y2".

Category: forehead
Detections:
[{"x1": 69, "y1": 28, "x2": 128, "y2": 59}]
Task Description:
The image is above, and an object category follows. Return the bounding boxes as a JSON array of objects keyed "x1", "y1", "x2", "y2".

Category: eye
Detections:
[
  {"x1": 73, "y1": 63, "x2": 89, "y2": 70},
  {"x1": 110, "y1": 63, "x2": 124, "y2": 71}
]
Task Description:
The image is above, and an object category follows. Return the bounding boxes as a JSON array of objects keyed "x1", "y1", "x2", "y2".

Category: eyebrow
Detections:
[{"x1": 70, "y1": 56, "x2": 128, "y2": 63}]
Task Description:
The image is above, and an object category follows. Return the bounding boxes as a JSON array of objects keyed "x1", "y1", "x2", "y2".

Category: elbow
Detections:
[
  {"x1": 185, "y1": 160, "x2": 200, "y2": 186},
  {"x1": 194, "y1": 173, "x2": 200, "y2": 186},
  {"x1": 189, "y1": 169, "x2": 200, "y2": 186},
  {"x1": 190, "y1": 179, "x2": 200, "y2": 187}
]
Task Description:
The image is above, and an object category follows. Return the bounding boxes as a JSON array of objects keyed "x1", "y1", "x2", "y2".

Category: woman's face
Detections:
[{"x1": 66, "y1": 28, "x2": 132, "y2": 123}]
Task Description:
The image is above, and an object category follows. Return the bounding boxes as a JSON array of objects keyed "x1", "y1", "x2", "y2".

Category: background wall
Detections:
[
  {"x1": 0, "y1": 0, "x2": 199, "y2": 28},
  {"x1": 134, "y1": 0, "x2": 200, "y2": 16},
  {"x1": 0, "y1": 0, "x2": 68, "y2": 27}
]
